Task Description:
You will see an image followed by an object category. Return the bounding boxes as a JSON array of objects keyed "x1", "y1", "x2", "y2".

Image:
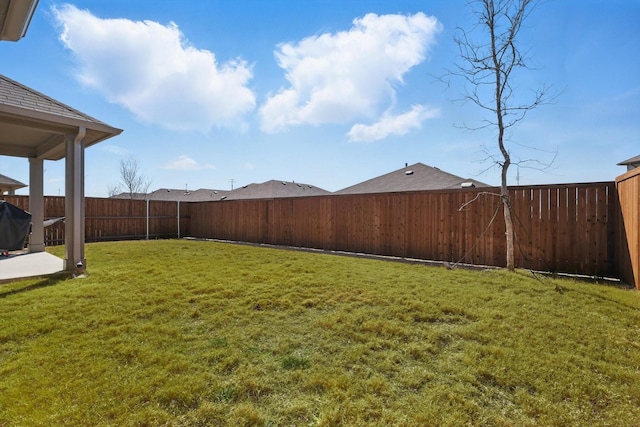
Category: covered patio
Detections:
[
  {"x1": 0, "y1": 74, "x2": 122, "y2": 276},
  {"x1": 1, "y1": 0, "x2": 122, "y2": 280},
  {"x1": 0, "y1": 250, "x2": 64, "y2": 282}
]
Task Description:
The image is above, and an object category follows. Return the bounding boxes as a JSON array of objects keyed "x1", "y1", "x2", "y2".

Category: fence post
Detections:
[
  {"x1": 177, "y1": 200, "x2": 181, "y2": 239},
  {"x1": 146, "y1": 198, "x2": 149, "y2": 240}
]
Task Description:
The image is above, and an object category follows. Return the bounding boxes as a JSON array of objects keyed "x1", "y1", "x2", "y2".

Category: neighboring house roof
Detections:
[
  {"x1": 109, "y1": 164, "x2": 485, "y2": 202},
  {"x1": 335, "y1": 162, "x2": 488, "y2": 195},
  {"x1": 110, "y1": 188, "x2": 232, "y2": 202},
  {"x1": 0, "y1": 172, "x2": 26, "y2": 190},
  {"x1": 617, "y1": 154, "x2": 640, "y2": 168},
  {"x1": 111, "y1": 182, "x2": 328, "y2": 202},
  {"x1": 225, "y1": 180, "x2": 331, "y2": 200},
  {"x1": 110, "y1": 192, "x2": 148, "y2": 200},
  {"x1": 146, "y1": 188, "x2": 232, "y2": 202},
  {"x1": 0, "y1": 74, "x2": 122, "y2": 160}
]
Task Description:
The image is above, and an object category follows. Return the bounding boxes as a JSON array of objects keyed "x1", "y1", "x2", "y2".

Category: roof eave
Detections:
[
  {"x1": 0, "y1": 0, "x2": 39, "y2": 41},
  {"x1": 0, "y1": 103, "x2": 122, "y2": 160}
]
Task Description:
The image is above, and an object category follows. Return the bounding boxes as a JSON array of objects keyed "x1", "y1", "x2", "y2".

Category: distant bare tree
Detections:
[
  {"x1": 107, "y1": 184, "x2": 121, "y2": 198},
  {"x1": 452, "y1": 0, "x2": 555, "y2": 270},
  {"x1": 114, "y1": 158, "x2": 151, "y2": 199}
]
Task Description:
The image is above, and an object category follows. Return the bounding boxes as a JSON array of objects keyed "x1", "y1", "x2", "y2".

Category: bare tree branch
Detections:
[
  {"x1": 450, "y1": 0, "x2": 555, "y2": 270},
  {"x1": 113, "y1": 158, "x2": 151, "y2": 199}
]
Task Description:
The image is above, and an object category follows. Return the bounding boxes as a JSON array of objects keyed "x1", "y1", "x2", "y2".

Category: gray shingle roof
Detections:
[
  {"x1": 118, "y1": 182, "x2": 329, "y2": 202},
  {"x1": 110, "y1": 164, "x2": 485, "y2": 202},
  {"x1": 111, "y1": 188, "x2": 232, "y2": 202},
  {"x1": 225, "y1": 180, "x2": 330, "y2": 200},
  {"x1": 334, "y1": 163, "x2": 488, "y2": 195},
  {"x1": 617, "y1": 154, "x2": 640, "y2": 166},
  {"x1": 0, "y1": 173, "x2": 25, "y2": 188},
  {"x1": 147, "y1": 188, "x2": 232, "y2": 202},
  {"x1": 0, "y1": 74, "x2": 109, "y2": 125},
  {"x1": 0, "y1": 74, "x2": 122, "y2": 160}
]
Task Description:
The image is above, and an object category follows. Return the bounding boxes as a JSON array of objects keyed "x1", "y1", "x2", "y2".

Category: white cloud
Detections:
[
  {"x1": 347, "y1": 105, "x2": 440, "y2": 142},
  {"x1": 53, "y1": 4, "x2": 256, "y2": 132},
  {"x1": 163, "y1": 155, "x2": 215, "y2": 171},
  {"x1": 259, "y1": 12, "x2": 441, "y2": 134}
]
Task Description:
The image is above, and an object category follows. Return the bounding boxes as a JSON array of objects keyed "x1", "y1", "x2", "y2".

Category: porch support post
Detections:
[
  {"x1": 64, "y1": 127, "x2": 86, "y2": 273},
  {"x1": 28, "y1": 157, "x2": 45, "y2": 252}
]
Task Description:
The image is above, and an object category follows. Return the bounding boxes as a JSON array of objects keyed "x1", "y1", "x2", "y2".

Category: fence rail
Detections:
[{"x1": 3, "y1": 176, "x2": 639, "y2": 288}]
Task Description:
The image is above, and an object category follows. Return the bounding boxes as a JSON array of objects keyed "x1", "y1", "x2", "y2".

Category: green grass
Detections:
[{"x1": 1, "y1": 240, "x2": 639, "y2": 426}]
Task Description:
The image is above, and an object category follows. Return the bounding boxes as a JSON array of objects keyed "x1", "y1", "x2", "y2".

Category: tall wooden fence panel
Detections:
[
  {"x1": 187, "y1": 182, "x2": 620, "y2": 279},
  {"x1": 2, "y1": 196, "x2": 183, "y2": 244},
  {"x1": 616, "y1": 168, "x2": 640, "y2": 289}
]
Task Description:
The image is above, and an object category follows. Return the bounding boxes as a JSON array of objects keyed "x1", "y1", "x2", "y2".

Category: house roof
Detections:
[
  {"x1": 146, "y1": 188, "x2": 232, "y2": 202},
  {"x1": 617, "y1": 154, "x2": 640, "y2": 166},
  {"x1": 0, "y1": 74, "x2": 122, "y2": 160},
  {"x1": 0, "y1": 172, "x2": 25, "y2": 189},
  {"x1": 225, "y1": 180, "x2": 330, "y2": 200},
  {"x1": 334, "y1": 162, "x2": 488, "y2": 195},
  {"x1": 110, "y1": 188, "x2": 232, "y2": 202},
  {"x1": 109, "y1": 192, "x2": 148, "y2": 200},
  {"x1": 113, "y1": 181, "x2": 329, "y2": 202},
  {"x1": 110, "y1": 164, "x2": 485, "y2": 202}
]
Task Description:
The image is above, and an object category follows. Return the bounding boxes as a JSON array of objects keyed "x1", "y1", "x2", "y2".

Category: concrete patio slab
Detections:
[{"x1": 0, "y1": 251, "x2": 64, "y2": 282}]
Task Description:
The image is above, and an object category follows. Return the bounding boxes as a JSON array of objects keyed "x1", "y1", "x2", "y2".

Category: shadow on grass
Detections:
[{"x1": 0, "y1": 273, "x2": 72, "y2": 299}]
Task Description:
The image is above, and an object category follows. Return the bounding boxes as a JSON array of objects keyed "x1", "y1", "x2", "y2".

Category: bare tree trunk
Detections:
[
  {"x1": 499, "y1": 122, "x2": 515, "y2": 271},
  {"x1": 490, "y1": 0, "x2": 516, "y2": 271},
  {"x1": 501, "y1": 164, "x2": 515, "y2": 270},
  {"x1": 451, "y1": 0, "x2": 552, "y2": 272}
]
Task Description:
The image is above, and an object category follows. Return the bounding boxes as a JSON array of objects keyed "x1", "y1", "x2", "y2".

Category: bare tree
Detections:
[
  {"x1": 452, "y1": 0, "x2": 553, "y2": 270},
  {"x1": 114, "y1": 158, "x2": 151, "y2": 199},
  {"x1": 107, "y1": 184, "x2": 121, "y2": 198}
]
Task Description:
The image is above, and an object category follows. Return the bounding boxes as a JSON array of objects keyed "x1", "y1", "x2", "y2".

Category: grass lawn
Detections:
[{"x1": 1, "y1": 240, "x2": 639, "y2": 426}]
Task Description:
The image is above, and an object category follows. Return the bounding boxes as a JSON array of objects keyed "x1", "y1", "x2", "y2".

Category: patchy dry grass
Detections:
[{"x1": 1, "y1": 240, "x2": 639, "y2": 426}]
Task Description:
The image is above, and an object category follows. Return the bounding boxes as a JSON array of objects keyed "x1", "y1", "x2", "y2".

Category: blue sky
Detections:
[{"x1": 1, "y1": 0, "x2": 638, "y2": 196}]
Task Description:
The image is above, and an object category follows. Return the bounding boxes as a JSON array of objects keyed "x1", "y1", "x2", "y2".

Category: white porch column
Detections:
[
  {"x1": 28, "y1": 157, "x2": 45, "y2": 252},
  {"x1": 64, "y1": 127, "x2": 86, "y2": 272}
]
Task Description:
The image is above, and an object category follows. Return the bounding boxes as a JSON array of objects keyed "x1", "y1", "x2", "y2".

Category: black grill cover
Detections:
[{"x1": 0, "y1": 201, "x2": 32, "y2": 251}]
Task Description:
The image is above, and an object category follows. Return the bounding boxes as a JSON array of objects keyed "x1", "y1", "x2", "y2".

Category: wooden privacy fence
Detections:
[
  {"x1": 2, "y1": 177, "x2": 639, "y2": 288},
  {"x1": 3, "y1": 196, "x2": 186, "y2": 244},
  {"x1": 188, "y1": 182, "x2": 621, "y2": 280}
]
